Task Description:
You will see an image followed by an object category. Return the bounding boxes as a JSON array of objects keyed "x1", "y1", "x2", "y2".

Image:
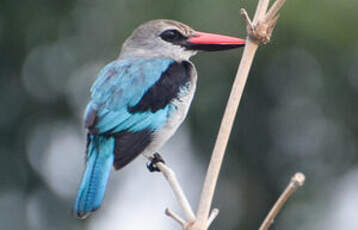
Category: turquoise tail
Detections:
[{"x1": 73, "y1": 135, "x2": 115, "y2": 219}]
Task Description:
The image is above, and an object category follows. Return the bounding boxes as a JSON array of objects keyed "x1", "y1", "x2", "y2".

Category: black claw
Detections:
[{"x1": 147, "y1": 153, "x2": 165, "y2": 172}]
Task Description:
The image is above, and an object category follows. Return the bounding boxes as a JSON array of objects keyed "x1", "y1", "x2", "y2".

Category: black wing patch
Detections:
[
  {"x1": 128, "y1": 61, "x2": 193, "y2": 113},
  {"x1": 113, "y1": 129, "x2": 153, "y2": 170}
]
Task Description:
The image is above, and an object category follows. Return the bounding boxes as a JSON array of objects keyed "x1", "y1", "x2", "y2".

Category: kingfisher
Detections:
[{"x1": 73, "y1": 19, "x2": 245, "y2": 219}]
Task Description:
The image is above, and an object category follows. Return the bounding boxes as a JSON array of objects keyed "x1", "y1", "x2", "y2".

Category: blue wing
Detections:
[
  {"x1": 83, "y1": 58, "x2": 192, "y2": 170},
  {"x1": 84, "y1": 58, "x2": 175, "y2": 134}
]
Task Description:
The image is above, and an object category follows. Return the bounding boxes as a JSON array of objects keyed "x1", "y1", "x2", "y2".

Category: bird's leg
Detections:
[
  {"x1": 144, "y1": 153, "x2": 196, "y2": 223},
  {"x1": 147, "y1": 152, "x2": 166, "y2": 172}
]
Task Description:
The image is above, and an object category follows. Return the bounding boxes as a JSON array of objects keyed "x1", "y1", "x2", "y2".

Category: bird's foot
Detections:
[{"x1": 147, "y1": 153, "x2": 165, "y2": 172}]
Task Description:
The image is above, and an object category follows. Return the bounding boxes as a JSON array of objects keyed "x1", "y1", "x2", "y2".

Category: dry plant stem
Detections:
[
  {"x1": 165, "y1": 208, "x2": 186, "y2": 226},
  {"x1": 264, "y1": 0, "x2": 286, "y2": 22},
  {"x1": 191, "y1": 0, "x2": 286, "y2": 230},
  {"x1": 192, "y1": 40, "x2": 260, "y2": 230},
  {"x1": 156, "y1": 162, "x2": 196, "y2": 222},
  {"x1": 253, "y1": 0, "x2": 271, "y2": 23},
  {"x1": 259, "y1": 173, "x2": 305, "y2": 230},
  {"x1": 206, "y1": 209, "x2": 219, "y2": 228}
]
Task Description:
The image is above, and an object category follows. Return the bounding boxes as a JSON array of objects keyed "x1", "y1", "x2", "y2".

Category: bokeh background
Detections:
[{"x1": 1, "y1": 0, "x2": 357, "y2": 229}]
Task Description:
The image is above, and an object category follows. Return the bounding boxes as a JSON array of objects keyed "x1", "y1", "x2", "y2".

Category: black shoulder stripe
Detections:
[{"x1": 128, "y1": 61, "x2": 193, "y2": 113}]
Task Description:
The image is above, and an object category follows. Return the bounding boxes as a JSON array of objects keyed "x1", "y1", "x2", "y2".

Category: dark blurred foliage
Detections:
[{"x1": 0, "y1": 0, "x2": 357, "y2": 229}]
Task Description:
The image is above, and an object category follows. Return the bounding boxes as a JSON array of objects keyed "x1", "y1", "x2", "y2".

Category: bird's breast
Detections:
[
  {"x1": 165, "y1": 60, "x2": 197, "y2": 129},
  {"x1": 141, "y1": 62, "x2": 197, "y2": 157}
]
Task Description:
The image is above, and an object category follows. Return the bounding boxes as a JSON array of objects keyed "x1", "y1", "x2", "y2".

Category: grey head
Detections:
[
  {"x1": 119, "y1": 19, "x2": 246, "y2": 61},
  {"x1": 119, "y1": 19, "x2": 198, "y2": 61}
]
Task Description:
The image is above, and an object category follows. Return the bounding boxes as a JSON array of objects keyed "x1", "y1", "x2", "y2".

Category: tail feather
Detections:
[{"x1": 73, "y1": 136, "x2": 115, "y2": 219}]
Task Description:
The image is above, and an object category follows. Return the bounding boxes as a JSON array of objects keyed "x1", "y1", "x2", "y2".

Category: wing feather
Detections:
[{"x1": 85, "y1": 58, "x2": 174, "y2": 134}]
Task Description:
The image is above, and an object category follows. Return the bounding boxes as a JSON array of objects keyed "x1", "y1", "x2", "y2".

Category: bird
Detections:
[{"x1": 73, "y1": 19, "x2": 245, "y2": 219}]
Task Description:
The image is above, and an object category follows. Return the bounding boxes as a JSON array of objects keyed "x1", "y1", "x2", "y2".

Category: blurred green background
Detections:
[{"x1": 1, "y1": 0, "x2": 358, "y2": 229}]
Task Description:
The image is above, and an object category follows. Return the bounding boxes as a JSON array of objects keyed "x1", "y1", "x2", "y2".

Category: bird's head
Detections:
[{"x1": 119, "y1": 19, "x2": 246, "y2": 61}]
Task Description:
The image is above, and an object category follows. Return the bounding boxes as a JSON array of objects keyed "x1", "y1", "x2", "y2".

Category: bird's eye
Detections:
[{"x1": 160, "y1": 29, "x2": 184, "y2": 42}]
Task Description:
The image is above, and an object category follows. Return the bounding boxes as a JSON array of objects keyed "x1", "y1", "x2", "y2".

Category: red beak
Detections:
[{"x1": 185, "y1": 31, "x2": 246, "y2": 51}]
